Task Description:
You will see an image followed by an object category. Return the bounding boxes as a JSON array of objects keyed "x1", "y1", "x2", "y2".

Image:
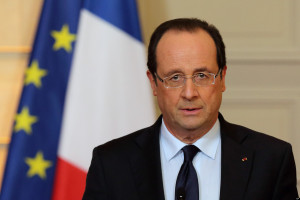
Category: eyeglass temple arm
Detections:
[
  {"x1": 155, "y1": 73, "x2": 164, "y2": 82},
  {"x1": 215, "y1": 68, "x2": 223, "y2": 78}
]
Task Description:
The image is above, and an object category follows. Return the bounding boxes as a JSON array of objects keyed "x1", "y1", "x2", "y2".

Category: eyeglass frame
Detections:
[{"x1": 154, "y1": 68, "x2": 222, "y2": 88}]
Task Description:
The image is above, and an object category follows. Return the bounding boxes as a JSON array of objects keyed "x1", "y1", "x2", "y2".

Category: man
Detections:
[{"x1": 83, "y1": 18, "x2": 298, "y2": 200}]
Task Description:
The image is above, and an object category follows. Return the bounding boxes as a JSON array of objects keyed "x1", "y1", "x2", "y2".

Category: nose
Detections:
[{"x1": 181, "y1": 77, "x2": 199, "y2": 100}]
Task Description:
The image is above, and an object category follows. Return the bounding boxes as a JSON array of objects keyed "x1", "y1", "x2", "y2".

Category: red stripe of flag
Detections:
[{"x1": 52, "y1": 158, "x2": 87, "y2": 200}]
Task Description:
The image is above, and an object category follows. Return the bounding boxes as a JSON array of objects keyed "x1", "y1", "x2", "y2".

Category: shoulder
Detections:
[
  {"x1": 220, "y1": 116, "x2": 296, "y2": 176},
  {"x1": 219, "y1": 114, "x2": 298, "y2": 199},
  {"x1": 92, "y1": 116, "x2": 162, "y2": 157},
  {"x1": 219, "y1": 114, "x2": 292, "y2": 153},
  {"x1": 93, "y1": 126, "x2": 150, "y2": 156}
]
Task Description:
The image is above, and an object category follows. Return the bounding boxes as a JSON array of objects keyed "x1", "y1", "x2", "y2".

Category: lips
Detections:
[
  {"x1": 180, "y1": 106, "x2": 202, "y2": 110},
  {"x1": 185, "y1": 108, "x2": 196, "y2": 111},
  {"x1": 180, "y1": 107, "x2": 202, "y2": 115},
  {"x1": 181, "y1": 108, "x2": 199, "y2": 111}
]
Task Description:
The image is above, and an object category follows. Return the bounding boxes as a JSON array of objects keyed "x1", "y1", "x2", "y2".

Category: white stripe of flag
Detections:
[{"x1": 58, "y1": 8, "x2": 155, "y2": 172}]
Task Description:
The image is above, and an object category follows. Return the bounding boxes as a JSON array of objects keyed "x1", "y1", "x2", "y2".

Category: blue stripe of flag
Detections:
[{"x1": 83, "y1": 0, "x2": 143, "y2": 42}]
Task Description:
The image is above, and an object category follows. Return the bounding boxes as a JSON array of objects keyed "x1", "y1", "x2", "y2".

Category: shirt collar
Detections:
[{"x1": 160, "y1": 118, "x2": 221, "y2": 161}]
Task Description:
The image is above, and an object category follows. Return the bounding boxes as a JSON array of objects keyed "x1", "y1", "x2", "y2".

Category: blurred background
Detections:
[{"x1": 0, "y1": 0, "x2": 299, "y2": 191}]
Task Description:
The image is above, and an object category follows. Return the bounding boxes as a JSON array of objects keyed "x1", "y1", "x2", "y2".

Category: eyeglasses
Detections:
[{"x1": 155, "y1": 69, "x2": 222, "y2": 88}]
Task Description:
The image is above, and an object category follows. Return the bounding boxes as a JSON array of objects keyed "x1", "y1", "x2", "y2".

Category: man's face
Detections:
[{"x1": 147, "y1": 29, "x2": 227, "y2": 138}]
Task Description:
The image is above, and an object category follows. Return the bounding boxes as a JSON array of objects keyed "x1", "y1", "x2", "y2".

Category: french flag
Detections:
[{"x1": 53, "y1": 0, "x2": 155, "y2": 199}]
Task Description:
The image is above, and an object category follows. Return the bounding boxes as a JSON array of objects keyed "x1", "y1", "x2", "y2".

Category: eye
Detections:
[
  {"x1": 169, "y1": 74, "x2": 182, "y2": 82},
  {"x1": 195, "y1": 73, "x2": 208, "y2": 79}
]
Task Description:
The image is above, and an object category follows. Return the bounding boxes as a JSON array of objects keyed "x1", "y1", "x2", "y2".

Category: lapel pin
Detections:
[{"x1": 242, "y1": 157, "x2": 248, "y2": 162}]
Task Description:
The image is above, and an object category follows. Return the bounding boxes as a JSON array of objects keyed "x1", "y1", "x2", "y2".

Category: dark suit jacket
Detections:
[{"x1": 82, "y1": 114, "x2": 299, "y2": 200}]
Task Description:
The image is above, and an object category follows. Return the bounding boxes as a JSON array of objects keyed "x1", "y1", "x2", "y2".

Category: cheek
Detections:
[
  {"x1": 200, "y1": 87, "x2": 222, "y2": 108},
  {"x1": 157, "y1": 89, "x2": 179, "y2": 110}
]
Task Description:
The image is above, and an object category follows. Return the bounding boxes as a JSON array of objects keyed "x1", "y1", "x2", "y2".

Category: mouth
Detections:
[
  {"x1": 180, "y1": 107, "x2": 202, "y2": 115},
  {"x1": 185, "y1": 108, "x2": 197, "y2": 111}
]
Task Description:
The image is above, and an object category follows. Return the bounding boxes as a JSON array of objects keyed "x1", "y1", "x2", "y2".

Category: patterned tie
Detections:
[{"x1": 175, "y1": 145, "x2": 200, "y2": 200}]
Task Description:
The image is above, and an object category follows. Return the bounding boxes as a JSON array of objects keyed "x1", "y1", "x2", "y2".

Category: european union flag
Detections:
[{"x1": 0, "y1": 0, "x2": 82, "y2": 199}]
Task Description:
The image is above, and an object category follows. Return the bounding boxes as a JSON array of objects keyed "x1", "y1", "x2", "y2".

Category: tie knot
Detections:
[{"x1": 182, "y1": 145, "x2": 199, "y2": 162}]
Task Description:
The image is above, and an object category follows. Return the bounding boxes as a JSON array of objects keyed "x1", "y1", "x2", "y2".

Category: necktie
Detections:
[{"x1": 175, "y1": 145, "x2": 199, "y2": 200}]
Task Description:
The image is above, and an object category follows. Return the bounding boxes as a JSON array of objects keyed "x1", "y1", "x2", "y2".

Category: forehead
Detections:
[{"x1": 156, "y1": 29, "x2": 218, "y2": 74}]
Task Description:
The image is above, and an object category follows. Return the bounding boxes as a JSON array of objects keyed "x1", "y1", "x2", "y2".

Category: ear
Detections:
[
  {"x1": 147, "y1": 70, "x2": 158, "y2": 96},
  {"x1": 221, "y1": 66, "x2": 227, "y2": 92}
]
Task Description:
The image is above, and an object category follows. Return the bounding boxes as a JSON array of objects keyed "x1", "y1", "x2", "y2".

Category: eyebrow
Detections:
[
  {"x1": 194, "y1": 67, "x2": 209, "y2": 72},
  {"x1": 164, "y1": 66, "x2": 209, "y2": 77}
]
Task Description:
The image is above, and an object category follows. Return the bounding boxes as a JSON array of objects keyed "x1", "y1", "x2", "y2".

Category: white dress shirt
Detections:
[{"x1": 160, "y1": 118, "x2": 221, "y2": 200}]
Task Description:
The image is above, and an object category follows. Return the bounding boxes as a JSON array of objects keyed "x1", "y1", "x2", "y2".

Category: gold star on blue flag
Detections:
[
  {"x1": 25, "y1": 151, "x2": 53, "y2": 179},
  {"x1": 25, "y1": 60, "x2": 47, "y2": 88},
  {"x1": 51, "y1": 24, "x2": 76, "y2": 52},
  {"x1": 14, "y1": 107, "x2": 38, "y2": 134}
]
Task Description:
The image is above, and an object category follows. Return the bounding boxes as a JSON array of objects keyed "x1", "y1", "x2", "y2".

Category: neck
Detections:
[
  {"x1": 164, "y1": 119, "x2": 218, "y2": 144},
  {"x1": 171, "y1": 129, "x2": 208, "y2": 144}
]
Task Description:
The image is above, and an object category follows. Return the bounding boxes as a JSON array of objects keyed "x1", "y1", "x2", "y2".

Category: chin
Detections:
[{"x1": 179, "y1": 120, "x2": 205, "y2": 131}]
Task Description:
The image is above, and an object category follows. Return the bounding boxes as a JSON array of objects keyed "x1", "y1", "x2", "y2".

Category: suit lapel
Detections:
[
  {"x1": 219, "y1": 114, "x2": 254, "y2": 200},
  {"x1": 130, "y1": 117, "x2": 165, "y2": 200},
  {"x1": 127, "y1": 114, "x2": 255, "y2": 200}
]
